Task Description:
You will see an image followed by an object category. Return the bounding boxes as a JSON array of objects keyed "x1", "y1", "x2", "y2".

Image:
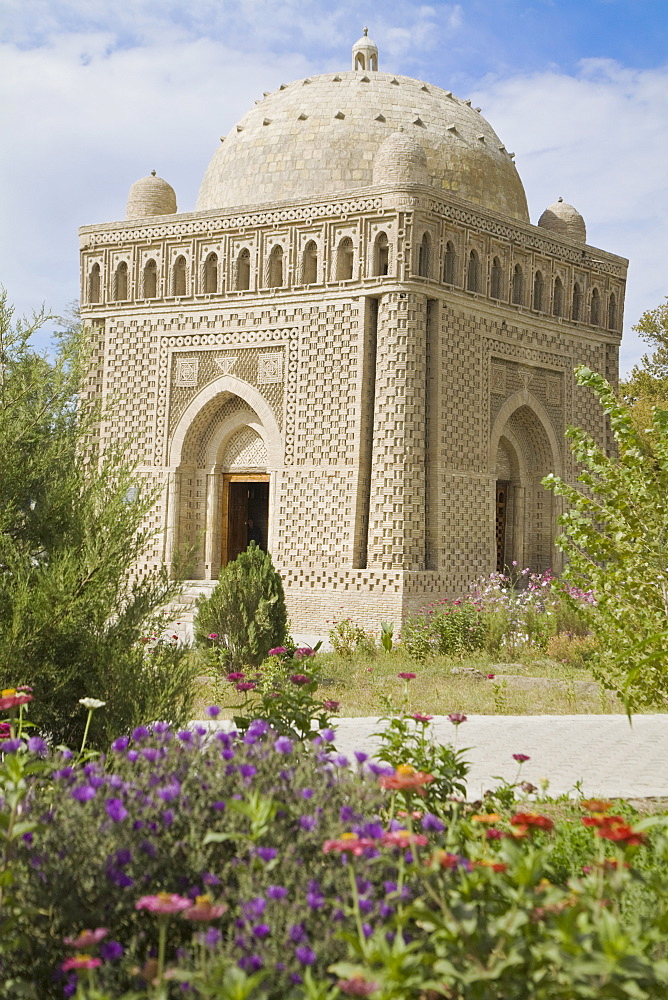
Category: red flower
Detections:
[
  {"x1": 398, "y1": 672, "x2": 416, "y2": 681},
  {"x1": 585, "y1": 816, "x2": 647, "y2": 846},
  {"x1": 510, "y1": 812, "x2": 554, "y2": 832},
  {"x1": 512, "y1": 753, "x2": 530, "y2": 763},
  {"x1": 322, "y1": 833, "x2": 376, "y2": 856}
]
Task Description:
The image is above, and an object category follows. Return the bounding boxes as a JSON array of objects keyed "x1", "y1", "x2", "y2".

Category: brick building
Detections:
[{"x1": 79, "y1": 32, "x2": 626, "y2": 631}]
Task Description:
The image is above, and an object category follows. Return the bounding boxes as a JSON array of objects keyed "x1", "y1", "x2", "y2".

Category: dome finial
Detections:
[{"x1": 352, "y1": 27, "x2": 378, "y2": 71}]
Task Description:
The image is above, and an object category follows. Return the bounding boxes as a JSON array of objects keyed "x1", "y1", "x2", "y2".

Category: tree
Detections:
[
  {"x1": 543, "y1": 365, "x2": 668, "y2": 710},
  {"x1": 620, "y1": 297, "x2": 668, "y2": 432},
  {"x1": 0, "y1": 289, "x2": 198, "y2": 748},
  {"x1": 194, "y1": 543, "x2": 288, "y2": 671}
]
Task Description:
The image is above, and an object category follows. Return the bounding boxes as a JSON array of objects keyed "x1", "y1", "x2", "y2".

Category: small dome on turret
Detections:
[
  {"x1": 538, "y1": 197, "x2": 586, "y2": 243},
  {"x1": 373, "y1": 130, "x2": 429, "y2": 187},
  {"x1": 352, "y1": 26, "x2": 378, "y2": 71},
  {"x1": 126, "y1": 171, "x2": 177, "y2": 219}
]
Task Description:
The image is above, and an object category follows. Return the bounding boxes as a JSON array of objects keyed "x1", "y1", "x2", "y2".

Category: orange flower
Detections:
[
  {"x1": 471, "y1": 813, "x2": 501, "y2": 824},
  {"x1": 582, "y1": 814, "x2": 624, "y2": 829},
  {"x1": 581, "y1": 799, "x2": 613, "y2": 813},
  {"x1": 379, "y1": 765, "x2": 434, "y2": 793}
]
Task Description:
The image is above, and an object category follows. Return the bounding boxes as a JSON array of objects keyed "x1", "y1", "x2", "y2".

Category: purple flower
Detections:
[
  {"x1": 321, "y1": 728, "x2": 336, "y2": 743},
  {"x1": 111, "y1": 736, "x2": 129, "y2": 752},
  {"x1": 257, "y1": 847, "x2": 277, "y2": 862},
  {"x1": 332, "y1": 754, "x2": 349, "y2": 767},
  {"x1": 178, "y1": 730, "x2": 193, "y2": 743},
  {"x1": 153, "y1": 721, "x2": 171, "y2": 734},
  {"x1": 247, "y1": 720, "x2": 269, "y2": 738},
  {"x1": 206, "y1": 705, "x2": 221, "y2": 718},
  {"x1": 27, "y1": 736, "x2": 48, "y2": 756},
  {"x1": 267, "y1": 885, "x2": 287, "y2": 900},
  {"x1": 202, "y1": 871, "x2": 221, "y2": 886},
  {"x1": 158, "y1": 780, "x2": 181, "y2": 802},
  {"x1": 300, "y1": 788, "x2": 314, "y2": 799},
  {"x1": 239, "y1": 764, "x2": 257, "y2": 779},
  {"x1": 239, "y1": 955, "x2": 263, "y2": 973},
  {"x1": 243, "y1": 897, "x2": 267, "y2": 918},
  {"x1": 140, "y1": 747, "x2": 160, "y2": 763},
  {"x1": 1, "y1": 739, "x2": 24, "y2": 754},
  {"x1": 71, "y1": 785, "x2": 96, "y2": 802},
  {"x1": 340, "y1": 805, "x2": 356, "y2": 823},
  {"x1": 211, "y1": 801, "x2": 226, "y2": 811},
  {"x1": 362, "y1": 923, "x2": 373, "y2": 938},
  {"x1": 367, "y1": 762, "x2": 394, "y2": 776},
  {"x1": 253, "y1": 923, "x2": 271, "y2": 938},
  {"x1": 295, "y1": 946, "x2": 316, "y2": 966},
  {"x1": 162, "y1": 809, "x2": 174, "y2": 827},
  {"x1": 105, "y1": 798, "x2": 128, "y2": 822},
  {"x1": 100, "y1": 940, "x2": 124, "y2": 961},
  {"x1": 354, "y1": 751, "x2": 369, "y2": 764},
  {"x1": 274, "y1": 736, "x2": 293, "y2": 755},
  {"x1": 300, "y1": 815, "x2": 318, "y2": 832},
  {"x1": 306, "y1": 882, "x2": 324, "y2": 909},
  {"x1": 205, "y1": 927, "x2": 222, "y2": 948},
  {"x1": 422, "y1": 813, "x2": 445, "y2": 832},
  {"x1": 290, "y1": 973, "x2": 303, "y2": 985},
  {"x1": 132, "y1": 726, "x2": 150, "y2": 741},
  {"x1": 126, "y1": 750, "x2": 139, "y2": 763},
  {"x1": 289, "y1": 923, "x2": 307, "y2": 944}
]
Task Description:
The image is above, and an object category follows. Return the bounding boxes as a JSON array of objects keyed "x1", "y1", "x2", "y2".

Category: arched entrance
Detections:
[
  {"x1": 166, "y1": 376, "x2": 282, "y2": 579},
  {"x1": 490, "y1": 392, "x2": 562, "y2": 574}
]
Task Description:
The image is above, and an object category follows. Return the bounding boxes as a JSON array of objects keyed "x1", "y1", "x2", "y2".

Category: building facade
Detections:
[{"x1": 79, "y1": 33, "x2": 626, "y2": 631}]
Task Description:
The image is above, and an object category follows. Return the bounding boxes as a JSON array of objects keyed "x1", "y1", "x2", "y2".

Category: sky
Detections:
[{"x1": 1, "y1": 0, "x2": 667, "y2": 373}]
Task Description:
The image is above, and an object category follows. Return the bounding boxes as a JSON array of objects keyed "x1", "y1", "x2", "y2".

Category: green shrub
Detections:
[
  {"x1": 402, "y1": 599, "x2": 488, "y2": 661},
  {"x1": 328, "y1": 618, "x2": 376, "y2": 658},
  {"x1": 545, "y1": 632, "x2": 599, "y2": 669},
  {"x1": 194, "y1": 543, "x2": 287, "y2": 671}
]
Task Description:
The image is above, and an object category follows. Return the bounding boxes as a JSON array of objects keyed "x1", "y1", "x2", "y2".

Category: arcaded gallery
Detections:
[{"x1": 79, "y1": 31, "x2": 626, "y2": 632}]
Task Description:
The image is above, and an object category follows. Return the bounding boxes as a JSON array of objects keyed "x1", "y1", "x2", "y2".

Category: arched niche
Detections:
[
  {"x1": 166, "y1": 376, "x2": 282, "y2": 580},
  {"x1": 490, "y1": 390, "x2": 562, "y2": 573}
]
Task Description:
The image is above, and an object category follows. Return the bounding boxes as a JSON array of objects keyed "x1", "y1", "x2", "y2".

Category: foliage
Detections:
[
  {"x1": 379, "y1": 622, "x2": 394, "y2": 653},
  {"x1": 194, "y1": 543, "x2": 288, "y2": 672},
  {"x1": 327, "y1": 619, "x2": 376, "y2": 659},
  {"x1": 543, "y1": 365, "x2": 668, "y2": 709},
  {"x1": 219, "y1": 643, "x2": 338, "y2": 742},
  {"x1": 620, "y1": 297, "x2": 668, "y2": 432},
  {"x1": 4, "y1": 706, "x2": 668, "y2": 999},
  {"x1": 545, "y1": 633, "x2": 599, "y2": 670},
  {"x1": 402, "y1": 597, "x2": 488, "y2": 662},
  {"x1": 0, "y1": 291, "x2": 197, "y2": 749}
]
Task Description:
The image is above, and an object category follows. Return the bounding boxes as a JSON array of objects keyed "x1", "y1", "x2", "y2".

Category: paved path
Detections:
[{"x1": 330, "y1": 714, "x2": 668, "y2": 800}]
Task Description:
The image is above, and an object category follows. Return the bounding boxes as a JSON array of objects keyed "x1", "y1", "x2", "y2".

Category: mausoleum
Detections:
[{"x1": 79, "y1": 31, "x2": 626, "y2": 631}]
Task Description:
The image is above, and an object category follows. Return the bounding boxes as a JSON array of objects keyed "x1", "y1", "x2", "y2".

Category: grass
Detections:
[{"x1": 191, "y1": 644, "x2": 657, "y2": 719}]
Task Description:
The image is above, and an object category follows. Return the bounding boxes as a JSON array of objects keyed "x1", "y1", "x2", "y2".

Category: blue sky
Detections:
[{"x1": 1, "y1": 0, "x2": 667, "y2": 372}]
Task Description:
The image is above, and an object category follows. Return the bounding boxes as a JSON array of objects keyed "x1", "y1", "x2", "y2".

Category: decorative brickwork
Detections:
[{"x1": 79, "y1": 43, "x2": 627, "y2": 633}]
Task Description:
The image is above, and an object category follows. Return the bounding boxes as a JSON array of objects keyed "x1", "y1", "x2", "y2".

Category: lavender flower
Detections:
[
  {"x1": 274, "y1": 736, "x2": 293, "y2": 755},
  {"x1": 105, "y1": 798, "x2": 128, "y2": 822}
]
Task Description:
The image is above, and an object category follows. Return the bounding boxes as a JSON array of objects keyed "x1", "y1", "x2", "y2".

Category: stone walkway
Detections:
[{"x1": 330, "y1": 714, "x2": 668, "y2": 799}]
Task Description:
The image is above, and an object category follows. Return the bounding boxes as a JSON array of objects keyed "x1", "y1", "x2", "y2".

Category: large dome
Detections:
[{"x1": 196, "y1": 70, "x2": 529, "y2": 222}]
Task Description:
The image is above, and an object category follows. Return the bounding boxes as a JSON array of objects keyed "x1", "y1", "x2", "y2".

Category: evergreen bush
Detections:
[{"x1": 194, "y1": 543, "x2": 287, "y2": 671}]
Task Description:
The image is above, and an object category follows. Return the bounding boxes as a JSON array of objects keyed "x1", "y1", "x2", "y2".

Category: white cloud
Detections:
[{"x1": 472, "y1": 59, "x2": 668, "y2": 373}]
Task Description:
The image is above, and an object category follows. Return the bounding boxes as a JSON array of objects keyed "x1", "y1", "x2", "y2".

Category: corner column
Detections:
[{"x1": 366, "y1": 291, "x2": 427, "y2": 570}]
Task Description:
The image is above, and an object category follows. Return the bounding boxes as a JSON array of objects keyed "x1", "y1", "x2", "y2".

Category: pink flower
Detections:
[
  {"x1": 62, "y1": 955, "x2": 103, "y2": 971},
  {"x1": 236, "y1": 682, "x2": 256, "y2": 692},
  {"x1": 487, "y1": 673, "x2": 496, "y2": 679},
  {"x1": 294, "y1": 647, "x2": 315, "y2": 658},
  {"x1": 412, "y1": 713, "x2": 433, "y2": 723},
  {"x1": 208, "y1": 633, "x2": 219, "y2": 639},
  {"x1": 398, "y1": 672, "x2": 416, "y2": 681},
  {"x1": 448, "y1": 712, "x2": 467, "y2": 725},
  {"x1": 289, "y1": 674, "x2": 311, "y2": 686},
  {"x1": 181, "y1": 895, "x2": 228, "y2": 921},
  {"x1": 338, "y1": 975, "x2": 379, "y2": 996},
  {"x1": 513, "y1": 753, "x2": 530, "y2": 763},
  {"x1": 64, "y1": 928, "x2": 108, "y2": 949},
  {"x1": 268, "y1": 647, "x2": 287, "y2": 656},
  {"x1": 323, "y1": 834, "x2": 377, "y2": 856},
  {"x1": 135, "y1": 892, "x2": 191, "y2": 915},
  {"x1": 226, "y1": 672, "x2": 245, "y2": 682},
  {"x1": 381, "y1": 830, "x2": 429, "y2": 848},
  {"x1": 322, "y1": 700, "x2": 340, "y2": 712},
  {"x1": 0, "y1": 689, "x2": 33, "y2": 711}
]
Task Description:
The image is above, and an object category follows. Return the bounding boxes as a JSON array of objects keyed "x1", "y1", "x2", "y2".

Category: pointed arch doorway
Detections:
[{"x1": 490, "y1": 391, "x2": 563, "y2": 575}]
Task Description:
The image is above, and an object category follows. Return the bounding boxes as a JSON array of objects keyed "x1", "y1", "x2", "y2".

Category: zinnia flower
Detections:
[
  {"x1": 510, "y1": 812, "x2": 554, "y2": 832},
  {"x1": 182, "y1": 895, "x2": 228, "y2": 921},
  {"x1": 135, "y1": 892, "x2": 191, "y2": 914},
  {"x1": 379, "y1": 765, "x2": 434, "y2": 793},
  {"x1": 322, "y1": 833, "x2": 376, "y2": 855},
  {"x1": 448, "y1": 712, "x2": 467, "y2": 725},
  {"x1": 64, "y1": 928, "x2": 108, "y2": 949},
  {"x1": 61, "y1": 955, "x2": 102, "y2": 971},
  {"x1": 338, "y1": 975, "x2": 379, "y2": 996},
  {"x1": 397, "y1": 672, "x2": 416, "y2": 681},
  {"x1": 512, "y1": 753, "x2": 530, "y2": 763},
  {"x1": 381, "y1": 830, "x2": 428, "y2": 848},
  {"x1": 412, "y1": 713, "x2": 433, "y2": 723},
  {"x1": 0, "y1": 688, "x2": 33, "y2": 711},
  {"x1": 289, "y1": 674, "x2": 311, "y2": 686},
  {"x1": 322, "y1": 700, "x2": 340, "y2": 712}
]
